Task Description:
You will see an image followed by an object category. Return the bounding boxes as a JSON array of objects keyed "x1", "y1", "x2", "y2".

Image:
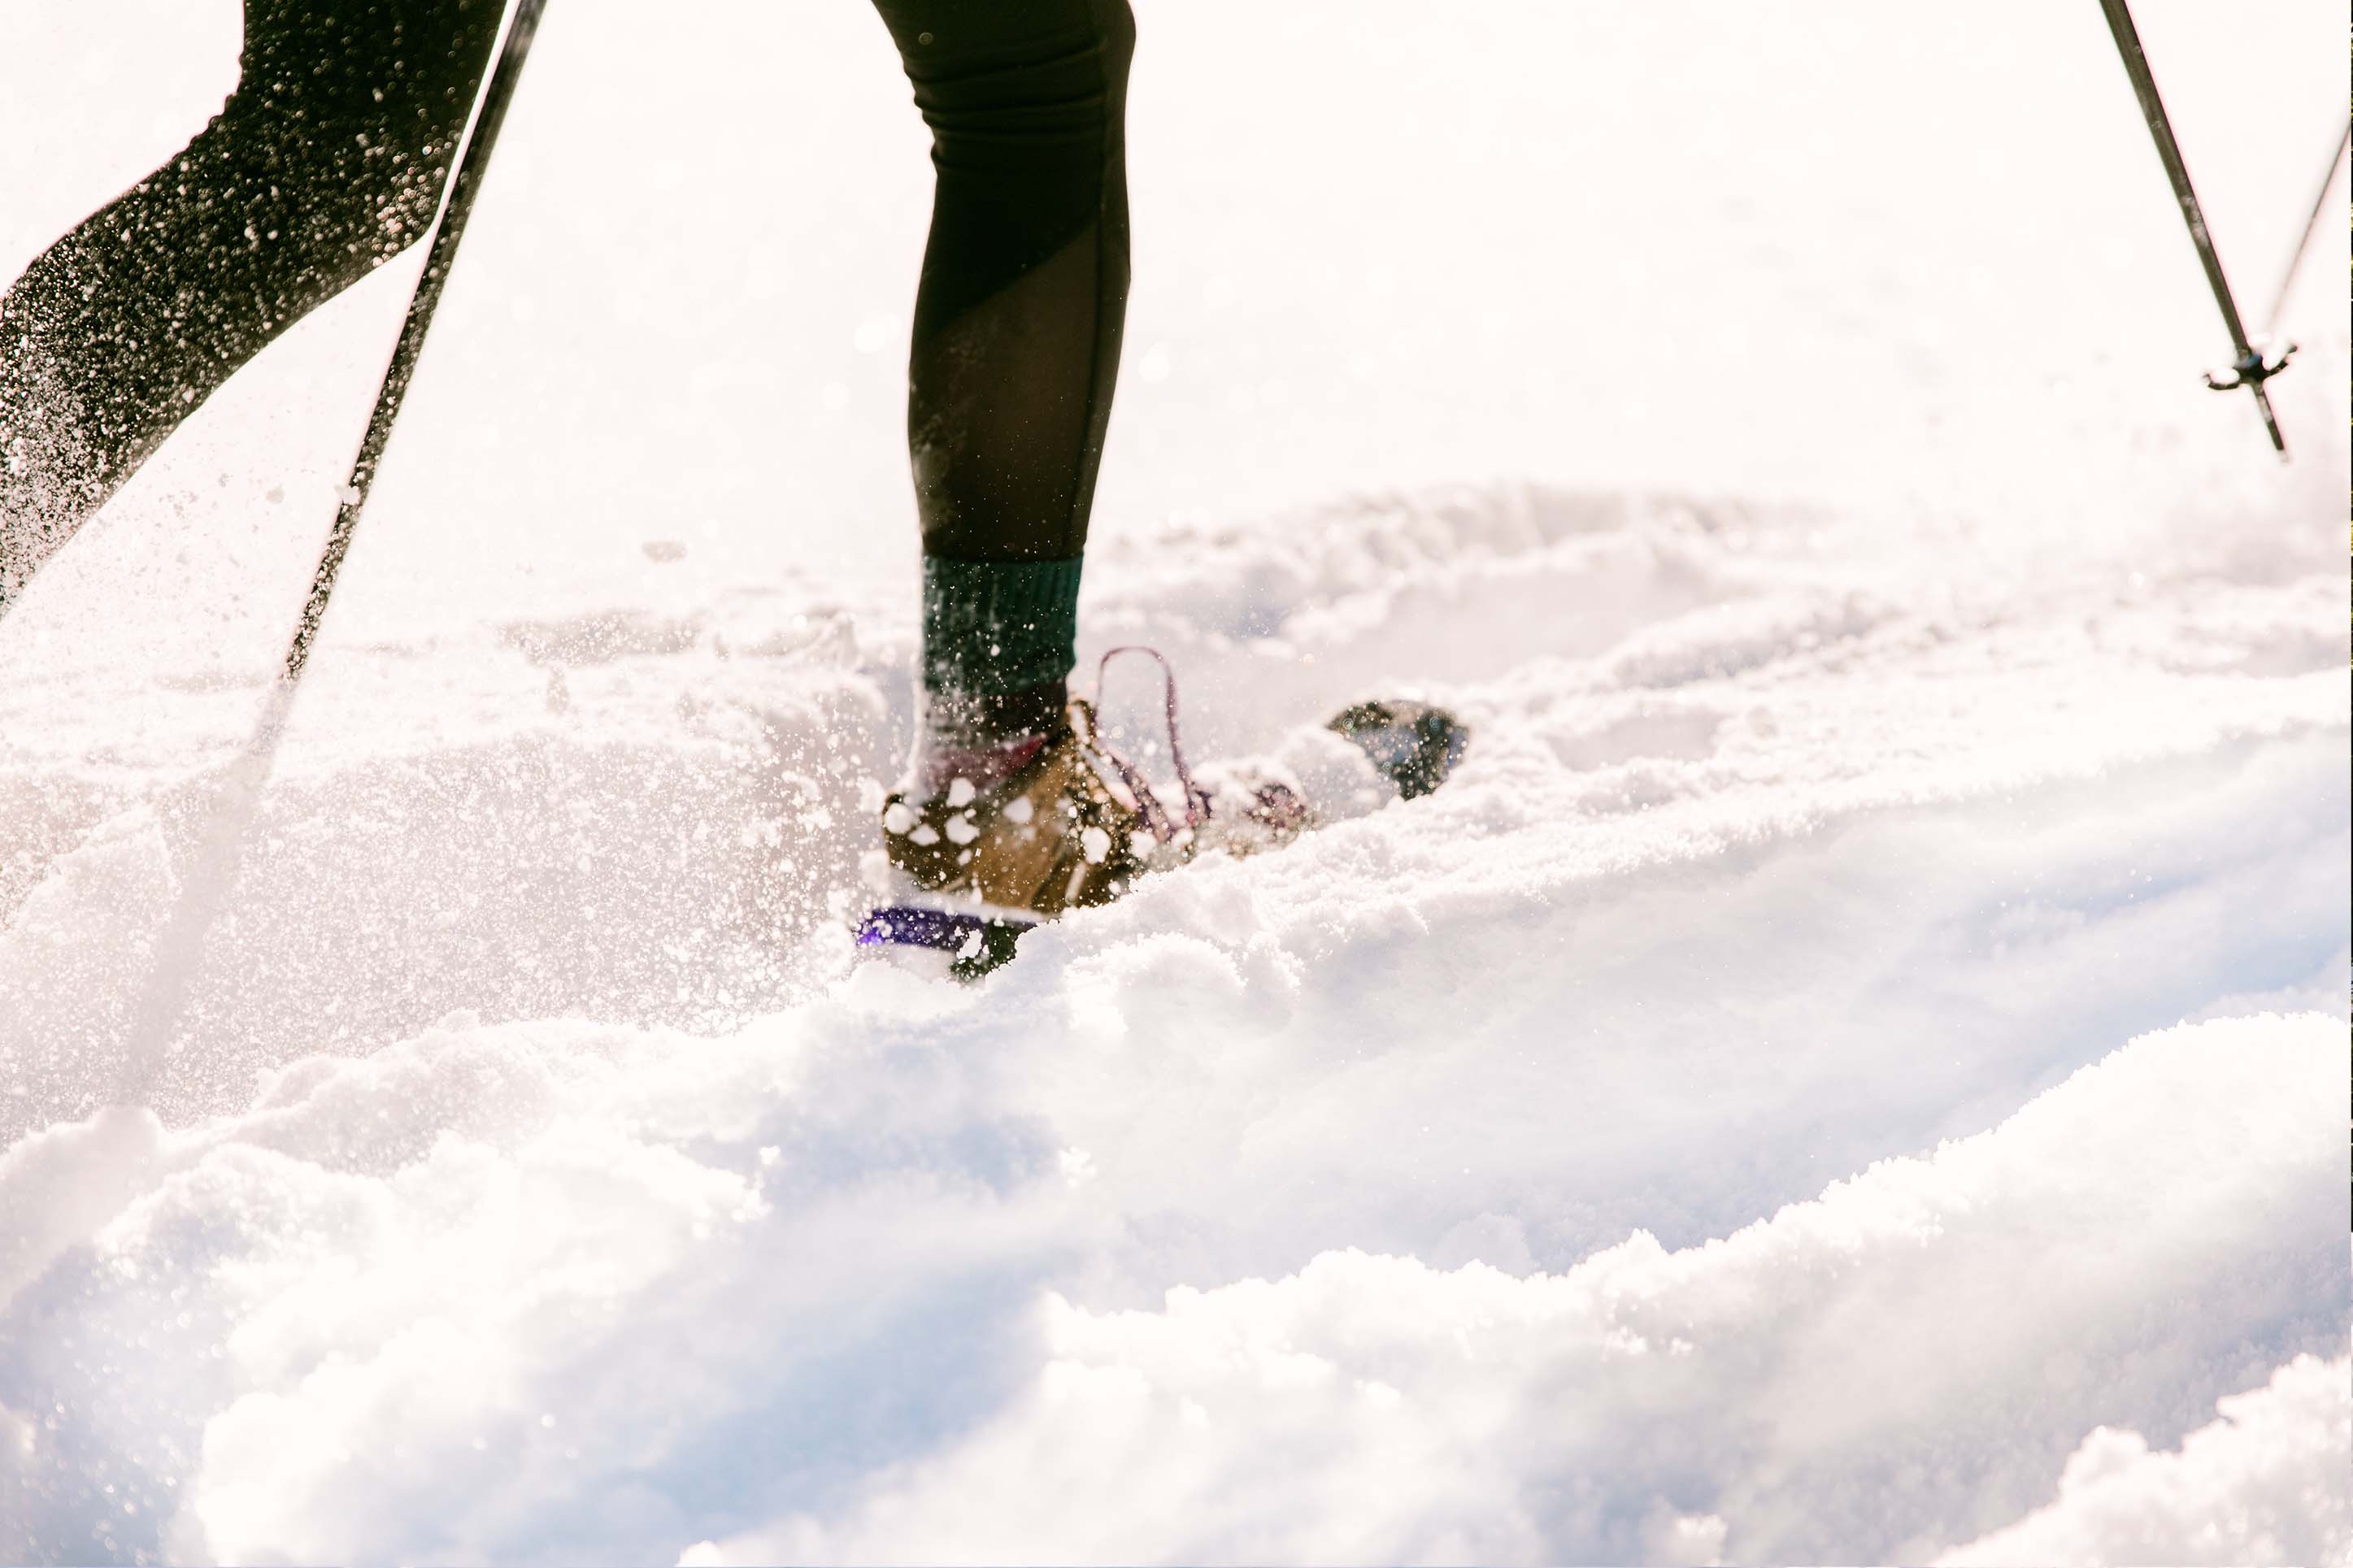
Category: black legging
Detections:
[
  {"x1": 870, "y1": 0, "x2": 1134, "y2": 564},
  {"x1": 0, "y1": 0, "x2": 499, "y2": 610},
  {"x1": 0, "y1": 0, "x2": 1133, "y2": 611}
]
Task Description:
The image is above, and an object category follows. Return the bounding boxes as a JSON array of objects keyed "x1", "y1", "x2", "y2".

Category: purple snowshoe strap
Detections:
[{"x1": 856, "y1": 906, "x2": 1033, "y2": 952}]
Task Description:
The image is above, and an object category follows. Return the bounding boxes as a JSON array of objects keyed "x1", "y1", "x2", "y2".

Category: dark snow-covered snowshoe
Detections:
[{"x1": 1326, "y1": 699, "x2": 1469, "y2": 800}]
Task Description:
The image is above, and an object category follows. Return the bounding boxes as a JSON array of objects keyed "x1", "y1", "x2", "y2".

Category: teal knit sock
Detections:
[{"x1": 920, "y1": 554, "x2": 1082, "y2": 741}]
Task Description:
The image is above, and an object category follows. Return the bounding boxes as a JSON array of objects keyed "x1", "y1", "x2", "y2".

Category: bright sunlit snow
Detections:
[{"x1": 2, "y1": 0, "x2": 2346, "y2": 1562}]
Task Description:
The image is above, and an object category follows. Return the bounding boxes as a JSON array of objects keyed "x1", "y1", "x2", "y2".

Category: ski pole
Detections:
[
  {"x1": 116, "y1": 0, "x2": 547, "y2": 1102},
  {"x1": 2263, "y1": 119, "x2": 2350, "y2": 333},
  {"x1": 2093, "y1": 0, "x2": 2290, "y2": 456},
  {"x1": 286, "y1": 0, "x2": 548, "y2": 684}
]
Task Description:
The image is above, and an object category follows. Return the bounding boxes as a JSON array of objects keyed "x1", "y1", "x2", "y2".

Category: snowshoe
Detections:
[{"x1": 858, "y1": 647, "x2": 1468, "y2": 979}]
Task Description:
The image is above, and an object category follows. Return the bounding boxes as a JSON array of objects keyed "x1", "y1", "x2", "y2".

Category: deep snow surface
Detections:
[{"x1": 2, "y1": 0, "x2": 2348, "y2": 1562}]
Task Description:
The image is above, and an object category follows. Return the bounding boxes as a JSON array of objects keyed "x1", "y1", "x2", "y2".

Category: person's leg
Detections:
[
  {"x1": 868, "y1": 0, "x2": 1136, "y2": 758},
  {"x1": 0, "y1": 0, "x2": 499, "y2": 613}
]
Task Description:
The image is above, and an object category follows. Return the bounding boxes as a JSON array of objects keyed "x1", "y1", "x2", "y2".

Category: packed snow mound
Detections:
[
  {"x1": 1937, "y1": 1349, "x2": 2353, "y2": 1567},
  {"x1": 0, "y1": 1012, "x2": 2341, "y2": 1565}
]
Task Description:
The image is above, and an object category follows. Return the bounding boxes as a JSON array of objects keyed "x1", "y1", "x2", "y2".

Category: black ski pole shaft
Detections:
[
  {"x1": 114, "y1": 0, "x2": 546, "y2": 1105},
  {"x1": 2093, "y1": 0, "x2": 2286, "y2": 454},
  {"x1": 284, "y1": 0, "x2": 546, "y2": 685},
  {"x1": 2264, "y1": 119, "x2": 2351, "y2": 332}
]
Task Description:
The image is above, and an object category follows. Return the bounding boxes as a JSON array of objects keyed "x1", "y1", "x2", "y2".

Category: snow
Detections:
[
  {"x1": 1937, "y1": 1350, "x2": 2353, "y2": 1566},
  {"x1": 2, "y1": 0, "x2": 2348, "y2": 1561},
  {"x1": 2, "y1": 1010, "x2": 2342, "y2": 1563}
]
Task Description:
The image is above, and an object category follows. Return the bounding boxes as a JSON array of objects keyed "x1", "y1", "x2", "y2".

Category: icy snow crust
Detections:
[{"x1": 5, "y1": 0, "x2": 2351, "y2": 1560}]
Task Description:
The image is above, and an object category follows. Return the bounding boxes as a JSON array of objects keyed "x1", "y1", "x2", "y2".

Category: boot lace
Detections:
[{"x1": 1078, "y1": 645, "x2": 1212, "y2": 847}]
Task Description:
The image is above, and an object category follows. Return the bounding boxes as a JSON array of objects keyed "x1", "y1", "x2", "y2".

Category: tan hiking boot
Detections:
[
  {"x1": 876, "y1": 696, "x2": 1159, "y2": 921},
  {"x1": 859, "y1": 649, "x2": 1216, "y2": 976}
]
